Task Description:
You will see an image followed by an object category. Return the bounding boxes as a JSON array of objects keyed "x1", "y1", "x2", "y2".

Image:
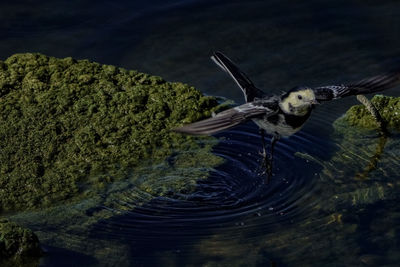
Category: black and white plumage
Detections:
[
  {"x1": 174, "y1": 51, "x2": 400, "y2": 178},
  {"x1": 175, "y1": 52, "x2": 400, "y2": 137},
  {"x1": 313, "y1": 71, "x2": 400, "y2": 101}
]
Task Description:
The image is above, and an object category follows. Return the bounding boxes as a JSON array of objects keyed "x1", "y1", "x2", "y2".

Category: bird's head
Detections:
[{"x1": 279, "y1": 86, "x2": 318, "y2": 116}]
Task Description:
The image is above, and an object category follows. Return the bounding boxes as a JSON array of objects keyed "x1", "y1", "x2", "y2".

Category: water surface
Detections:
[{"x1": 2, "y1": 0, "x2": 400, "y2": 266}]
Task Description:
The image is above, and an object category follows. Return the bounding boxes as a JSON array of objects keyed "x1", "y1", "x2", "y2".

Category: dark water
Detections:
[{"x1": 2, "y1": 1, "x2": 400, "y2": 266}]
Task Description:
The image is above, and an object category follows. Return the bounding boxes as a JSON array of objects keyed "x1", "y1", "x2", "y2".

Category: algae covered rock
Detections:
[
  {"x1": 0, "y1": 53, "x2": 224, "y2": 213},
  {"x1": 0, "y1": 219, "x2": 42, "y2": 260},
  {"x1": 335, "y1": 95, "x2": 400, "y2": 131}
]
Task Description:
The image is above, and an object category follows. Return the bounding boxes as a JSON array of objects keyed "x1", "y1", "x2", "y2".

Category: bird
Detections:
[{"x1": 174, "y1": 51, "x2": 400, "y2": 179}]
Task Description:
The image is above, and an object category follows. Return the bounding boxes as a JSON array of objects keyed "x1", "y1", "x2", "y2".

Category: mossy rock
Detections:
[
  {"x1": 0, "y1": 53, "x2": 226, "y2": 213},
  {"x1": 335, "y1": 95, "x2": 400, "y2": 131},
  {"x1": 0, "y1": 219, "x2": 42, "y2": 261}
]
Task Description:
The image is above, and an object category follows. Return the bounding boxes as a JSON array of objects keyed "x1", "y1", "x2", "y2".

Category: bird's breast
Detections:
[
  {"x1": 283, "y1": 111, "x2": 311, "y2": 129},
  {"x1": 252, "y1": 111, "x2": 311, "y2": 137}
]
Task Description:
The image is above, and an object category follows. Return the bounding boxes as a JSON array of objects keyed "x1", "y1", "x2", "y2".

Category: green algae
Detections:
[
  {"x1": 335, "y1": 95, "x2": 400, "y2": 131},
  {"x1": 0, "y1": 219, "x2": 41, "y2": 263},
  {"x1": 0, "y1": 53, "x2": 225, "y2": 213}
]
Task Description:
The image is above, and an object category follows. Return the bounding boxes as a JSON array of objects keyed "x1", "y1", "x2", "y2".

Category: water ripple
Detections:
[{"x1": 90, "y1": 122, "x2": 325, "y2": 245}]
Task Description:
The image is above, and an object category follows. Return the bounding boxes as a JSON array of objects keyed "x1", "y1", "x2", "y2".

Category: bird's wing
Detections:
[
  {"x1": 313, "y1": 71, "x2": 400, "y2": 101},
  {"x1": 211, "y1": 51, "x2": 265, "y2": 102},
  {"x1": 173, "y1": 102, "x2": 276, "y2": 135}
]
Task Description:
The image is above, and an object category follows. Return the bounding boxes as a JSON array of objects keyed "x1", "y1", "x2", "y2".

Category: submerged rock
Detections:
[
  {"x1": 308, "y1": 95, "x2": 400, "y2": 211},
  {"x1": 0, "y1": 219, "x2": 41, "y2": 262},
  {"x1": 0, "y1": 53, "x2": 225, "y2": 213}
]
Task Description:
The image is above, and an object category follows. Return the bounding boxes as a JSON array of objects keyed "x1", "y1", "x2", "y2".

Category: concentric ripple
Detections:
[
  {"x1": 13, "y1": 107, "x2": 400, "y2": 266},
  {"x1": 87, "y1": 122, "x2": 328, "y2": 258}
]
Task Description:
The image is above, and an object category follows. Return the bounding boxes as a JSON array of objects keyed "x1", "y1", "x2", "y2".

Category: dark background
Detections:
[{"x1": 2, "y1": 1, "x2": 400, "y2": 266}]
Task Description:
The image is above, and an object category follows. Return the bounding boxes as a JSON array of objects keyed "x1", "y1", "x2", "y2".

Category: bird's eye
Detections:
[{"x1": 297, "y1": 95, "x2": 303, "y2": 100}]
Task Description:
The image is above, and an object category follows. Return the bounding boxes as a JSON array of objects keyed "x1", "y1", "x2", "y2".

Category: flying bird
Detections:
[{"x1": 174, "y1": 52, "x2": 400, "y2": 178}]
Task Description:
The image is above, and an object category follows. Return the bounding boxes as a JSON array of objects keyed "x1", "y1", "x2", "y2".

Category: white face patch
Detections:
[{"x1": 279, "y1": 89, "x2": 316, "y2": 115}]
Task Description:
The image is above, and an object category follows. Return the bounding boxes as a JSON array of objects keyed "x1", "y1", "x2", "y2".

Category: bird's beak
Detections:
[{"x1": 311, "y1": 99, "x2": 320, "y2": 105}]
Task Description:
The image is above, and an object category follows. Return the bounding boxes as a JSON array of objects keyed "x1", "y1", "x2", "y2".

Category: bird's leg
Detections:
[
  {"x1": 258, "y1": 130, "x2": 280, "y2": 182},
  {"x1": 265, "y1": 134, "x2": 280, "y2": 182},
  {"x1": 269, "y1": 134, "x2": 279, "y2": 161},
  {"x1": 260, "y1": 129, "x2": 267, "y2": 159},
  {"x1": 258, "y1": 129, "x2": 270, "y2": 178}
]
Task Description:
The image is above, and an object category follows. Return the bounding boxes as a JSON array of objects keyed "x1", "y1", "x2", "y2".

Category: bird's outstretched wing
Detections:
[
  {"x1": 313, "y1": 71, "x2": 400, "y2": 101},
  {"x1": 211, "y1": 51, "x2": 265, "y2": 103},
  {"x1": 173, "y1": 102, "x2": 276, "y2": 135}
]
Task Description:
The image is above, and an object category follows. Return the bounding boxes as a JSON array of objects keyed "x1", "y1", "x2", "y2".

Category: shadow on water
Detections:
[{"x1": 354, "y1": 134, "x2": 388, "y2": 180}]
